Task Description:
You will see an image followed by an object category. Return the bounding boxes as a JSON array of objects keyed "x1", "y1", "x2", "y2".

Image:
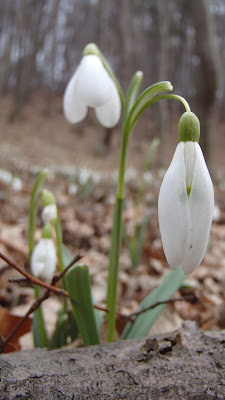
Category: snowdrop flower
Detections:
[
  {"x1": 41, "y1": 189, "x2": 57, "y2": 224},
  {"x1": 42, "y1": 204, "x2": 57, "y2": 224},
  {"x1": 31, "y1": 225, "x2": 56, "y2": 283},
  {"x1": 11, "y1": 177, "x2": 23, "y2": 192},
  {"x1": 158, "y1": 112, "x2": 214, "y2": 274},
  {"x1": 63, "y1": 47, "x2": 121, "y2": 128}
]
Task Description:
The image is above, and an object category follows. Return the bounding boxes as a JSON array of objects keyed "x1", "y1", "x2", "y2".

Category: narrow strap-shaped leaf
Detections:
[
  {"x1": 124, "y1": 71, "x2": 143, "y2": 122},
  {"x1": 60, "y1": 243, "x2": 103, "y2": 334},
  {"x1": 133, "y1": 213, "x2": 151, "y2": 268},
  {"x1": 66, "y1": 264, "x2": 99, "y2": 346},
  {"x1": 124, "y1": 81, "x2": 173, "y2": 135},
  {"x1": 29, "y1": 170, "x2": 47, "y2": 257},
  {"x1": 122, "y1": 267, "x2": 185, "y2": 339},
  {"x1": 29, "y1": 170, "x2": 48, "y2": 348},
  {"x1": 49, "y1": 309, "x2": 68, "y2": 349}
]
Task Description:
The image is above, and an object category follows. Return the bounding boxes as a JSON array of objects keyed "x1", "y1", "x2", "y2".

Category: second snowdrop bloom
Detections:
[
  {"x1": 63, "y1": 52, "x2": 121, "y2": 128},
  {"x1": 158, "y1": 112, "x2": 214, "y2": 274},
  {"x1": 31, "y1": 225, "x2": 57, "y2": 283}
]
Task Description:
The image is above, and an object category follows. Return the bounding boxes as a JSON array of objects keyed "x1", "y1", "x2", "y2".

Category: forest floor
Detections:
[{"x1": 0, "y1": 90, "x2": 225, "y2": 352}]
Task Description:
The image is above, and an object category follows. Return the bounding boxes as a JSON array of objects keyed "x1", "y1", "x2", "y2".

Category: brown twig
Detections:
[
  {"x1": 0, "y1": 250, "x2": 194, "y2": 351},
  {"x1": 0, "y1": 251, "x2": 69, "y2": 296},
  {"x1": 118, "y1": 295, "x2": 195, "y2": 322},
  {"x1": 0, "y1": 252, "x2": 83, "y2": 353},
  {"x1": 52, "y1": 253, "x2": 83, "y2": 284}
]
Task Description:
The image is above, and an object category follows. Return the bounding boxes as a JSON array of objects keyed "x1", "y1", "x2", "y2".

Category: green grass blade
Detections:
[
  {"x1": 29, "y1": 170, "x2": 48, "y2": 348},
  {"x1": 133, "y1": 213, "x2": 151, "y2": 268},
  {"x1": 29, "y1": 170, "x2": 47, "y2": 257},
  {"x1": 122, "y1": 267, "x2": 185, "y2": 339},
  {"x1": 66, "y1": 264, "x2": 99, "y2": 346}
]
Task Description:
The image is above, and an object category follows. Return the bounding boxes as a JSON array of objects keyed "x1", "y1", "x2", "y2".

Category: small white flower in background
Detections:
[
  {"x1": 41, "y1": 189, "x2": 57, "y2": 224},
  {"x1": 31, "y1": 237, "x2": 56, "y2": 283},
  {"x1": 11, "y1": 177, "x2": 23, "y2": 192},
  {"x1": 124, "y1": 168, "x2": 137, "y2": 183},
  {"x1": 63, "y1": 52, "x2": 121, "y2": 128},
  {"x1": 213, "y1": 205, "x2": 221, "y2": 223},
  {"x1": 143, "y1": 171, "x2": 153, "y2": 185},
  {"x1": 0, "y1": 169, "x2": 12, "y2": 185},
  {"x1": 42, "y1": 204, "x2": 57, "y2": 224},
  {"x1": 68, "y1": 183, "x2": 78, "y2": 196},
  {"x1": 158, "y1": 112, "x2": 214, "y2": 274}
]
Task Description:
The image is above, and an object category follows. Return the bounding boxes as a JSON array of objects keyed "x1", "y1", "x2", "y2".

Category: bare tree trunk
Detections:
[
  {"x1": 0, "y1": 322, "x2": 225, "y2": 400},
  {"x1": 190, "y1": 0, "x2": 220, "y2": 164},
  {"x1": 118, "y1": 0, "x2": 134, "y2": 88},
  {"x1": 156, "y1": 0, "x2": 170, "y2": 164}
]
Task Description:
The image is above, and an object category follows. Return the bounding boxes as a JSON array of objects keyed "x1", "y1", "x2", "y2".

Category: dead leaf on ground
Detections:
[{"x1": 0, "y1": 306, "x2": 32, "y2": 353}]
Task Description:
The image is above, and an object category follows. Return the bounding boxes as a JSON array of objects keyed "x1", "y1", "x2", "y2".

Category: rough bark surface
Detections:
[{"x1": 0, "y1": 322, "x2": 225, "y2": 400}]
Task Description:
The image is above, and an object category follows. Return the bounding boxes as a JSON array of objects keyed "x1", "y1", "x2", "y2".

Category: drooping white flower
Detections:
[
  {"x1": 42, "y1": 204, "x2": 57, "y2": 224},
  {"x1": 31, "y1": 238, "x2": 57, "y2": 282},
  {"x1": 63, "y1": 54, "x2": 121, "y2": 128},
  {"x1": 158, "y1": 112, "x2": 214, "y2": 274}
]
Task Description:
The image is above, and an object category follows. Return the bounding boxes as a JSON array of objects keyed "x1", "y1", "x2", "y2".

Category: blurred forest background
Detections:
[{"x1": 0, "y1": 0, "x2": 224, "y2": 167}]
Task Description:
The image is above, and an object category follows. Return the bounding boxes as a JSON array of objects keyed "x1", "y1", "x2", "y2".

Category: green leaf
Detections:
[
  {"x1": 122, "y1": 267, "x2": 185, "y2": 339},
  {"x1": 29, "y1": 170, "x2": 48, "y2": 256},
  {"x1": 32, "y1": 284, "x2": 48, "y2": 348},
  {"x1": 124, "y1": 71, "x2": 143, "y2": 121},
  {"x1": 29, "y1": 170, "x2": 48, "y2": 348},
  {"x1": 133, "y1": 213, "x2": 151, "y2": 268},
  {"x1": 124, "y1": 81, "x2": 173, "y2": 136},
  {"x1": 66, "y1": 264, "x2": 99, "y2": 346},
  {"x1": 49, "y1": 309, "x2": 68, "y2": 349}
]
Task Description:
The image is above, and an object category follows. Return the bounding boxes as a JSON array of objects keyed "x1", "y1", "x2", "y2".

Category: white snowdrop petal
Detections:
[
  {"x1": 184, "y1": 141, "x2": 196, "y2": 188},
  {"x1": 42, "y1": 204, "x2": 57, "y2": 224},
  {"x1": 63, "y1": 67, "x2": 87, "y2": 123},
  {"x1": 95, "y1": 83, "x2": 121, "y2": 127},
  {"x1": 181, "y1": 143, "x2": 214, "y2": 274},
  {"x1": 158, "y1": 142, "x2": 191, "y2": 270},
  {"x1": 77, "y1": 55, "x2": 113, "y2": 107},
  {"x1": 31, "y1": 239, "x2": 57, "y2": 282}
]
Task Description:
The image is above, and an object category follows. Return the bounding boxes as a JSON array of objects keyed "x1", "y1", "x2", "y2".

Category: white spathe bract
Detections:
[
  {"x1": 31, "y1": 238, "x2": 57, "y2": 282},
  {"x1": 63, "y1": 54, "x2": 121, "y2": 128},
  {"x1": 158, "y1": 141, "x2": 214, "y2": 274}
]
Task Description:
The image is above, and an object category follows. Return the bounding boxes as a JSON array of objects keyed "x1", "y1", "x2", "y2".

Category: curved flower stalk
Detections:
[
  {"x1": 31, "y1": 225, "x2": 57, "y2": 283},
  {"x1": 63, "y1": 54, "x2": 121, "y2": 128},
  {"x1": 158, "y1": 112, "x2": 214, "y2": 274}
]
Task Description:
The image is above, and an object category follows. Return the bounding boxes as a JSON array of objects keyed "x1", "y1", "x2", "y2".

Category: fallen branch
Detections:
[{"x1": 0, "y1": 322, "x2": 224, "y2": 400}]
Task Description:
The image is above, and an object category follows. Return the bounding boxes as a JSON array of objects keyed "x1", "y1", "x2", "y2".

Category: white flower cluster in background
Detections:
[{"x1": 0, "y1": 169, "x2": 23, "y2": 192}]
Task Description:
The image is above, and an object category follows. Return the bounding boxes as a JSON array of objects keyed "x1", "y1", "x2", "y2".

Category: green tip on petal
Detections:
[
  {"x1": 83, "y1": 43, "x2": 101, "y2": 57},
  {"x1": 41, "y1": 189, "x2": 56, "y2": 206},
  {"x1": 42, "y1": 224, "x2": 53, "y2": 239},
  {"x1": 187, "y1": 186, "x2": 191, "y2": 196},
  {"x1": 178, "y1": 111, "x2": 200, "y2": 143}
]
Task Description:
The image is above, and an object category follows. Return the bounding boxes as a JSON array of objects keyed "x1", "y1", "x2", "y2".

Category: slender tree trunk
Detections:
[
  {"x1": 156, "y1": 0, "x2": 170, "y2": 164},
  {"x1": 190, "y1": 0, "x2": 220, "y2": 164}
]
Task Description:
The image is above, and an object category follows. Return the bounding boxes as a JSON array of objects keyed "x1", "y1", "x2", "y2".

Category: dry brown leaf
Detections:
[{"x1": 0, "y1": 306, "x2": 32, "y2": 353}]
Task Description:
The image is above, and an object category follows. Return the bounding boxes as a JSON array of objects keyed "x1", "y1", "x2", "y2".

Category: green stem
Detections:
[
  {"x1": 106, "y1": 86, "x2": 190, "y2": 342},
  {"x1": 33, "y1": 285, "x2": 48, "y2": 347},
  {"x1": 29, "y1": 170, "x2": 48, "y2": 347},
  {"x1": 106, "y1": 196, "x2": 124, "y2": 342},
  {"x1": 29, "y1": 170, "x2": 47, "y2": 257},
  {"x1": 55, "y1": 213, "x2": 68, "y2": 313},
  {"x1": 126, "y1": 93, "x2": 190, "y2": 135}
]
